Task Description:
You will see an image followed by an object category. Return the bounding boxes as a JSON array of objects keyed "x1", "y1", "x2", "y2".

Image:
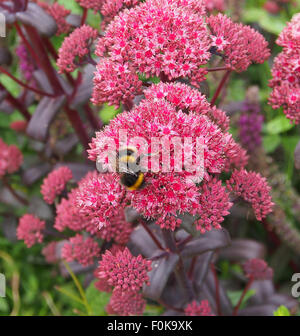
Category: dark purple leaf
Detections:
[
  {"x1": 0, "y1": 216, "x2": 17, "y2": 242},
  {"x1": 294, "y1": 140, "x2": 300, "y2": 170},
  {"x1": 193, "y1": 251, "x2": 214, "y2": 290},
  {"x1": 219, "y1": 239, "x2": 266, "y2": 262},
  {"x1": 28, "y1": 196, "x2": 53, "y2": 221},
  {"x1": 0, "y1": 47, "x2": 12, "y2": 66},
  {"x1": 129, "y1": 223, "x2": 165, "y2": 258},
  {"x1": 181, "y1": 228, "x2": 231, "y2": 258},
  {"x1": 22, "y1": 162, "x2": 51, "y2": 185},
  {"x1": 124, "y1": 207, "x2": 141, "y2": 224},
  {"x1": 143, "y1": 253, "x2": 179, "y2": 300},
  {"x1": 203, "y1": 269, "x2": 233, "y2": 316},
  {"x1": 54, "y1": 162, "x2": 94, "y2": 182},
  {"x1": 66, "y1": 14, "x2": 81, "y2": 28},
  {"x1": 238, "y1": 304, "x2": 278, "y2": 316},
  {"x1": 26, "y1": 95, "x2": 65, "y2": 141},
  {"x1": 70, "y1": 64, "x2": 95, "y2": 108},
  {"x1": 16, "y1": 3, "x2": 57, "y2": 37}
]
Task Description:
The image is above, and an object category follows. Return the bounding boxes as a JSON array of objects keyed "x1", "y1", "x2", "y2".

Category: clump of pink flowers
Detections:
[
  {"x1": 243, "y1": 258, "x2": 274, "y2": 281},
  {"x1": 57, "y1": 25, "x2": 98, "y2": 73},
  {"x1": 96, "y1": 248, "x2": 152, "y2": 292},
  {"x1": 17, "y1": 214, "x2": 46, "y2": 248},
  {"x1": 227, "y1": 170, "x2": 274, "y2": 221},
  {"x1": 61, "y1": 234, "x2": 100, "y2": 266},
  {"x1": 269, "y1": 13, "x2": 300, "y2": 123},
  {"x1": 0, "y1": 139, "x2": 23, "y2": 179},
  {"x1": 185, "y1": 300, "x2": 215, "y2": 316},
  {"x1": 41, "y1": 166, "x2": 73, "y2": 205}
]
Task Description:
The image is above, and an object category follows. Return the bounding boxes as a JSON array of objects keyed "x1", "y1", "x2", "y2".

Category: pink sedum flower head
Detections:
[
  {"x1": 41, "y1": 166, "x2": 73, "y2": 205},
  {"x1": 97, "y1": 248, "x2": 152, "y2": 292},
  {"x1": 89, "y1": 83, "x2": 245, "y2": 231},
  {"x1": 17, "y1": 214, "x2": 46, "y2": 248},
  {"x1": 76, "y1": 171, "x2": 125, "y2": 229},
  {"x1": 55, "y1": 188, "x2": 86, "y2": 232},
  {"x1": 92, "y1": 59, "x2": 142, "y2": 107},
  {"x1": 243, "y1": 258, "x2": 274, "y2": 281},
  {"x1": 57, "y1": 25, "x2": 98, "y2": 73},
  {"x1": 207, "y1": 14, "x2": 270, "y2": 72},
  {"x1": 42, "y1": 242, "x2": 58, "y2": 264},
  {"x1": 185, "y1": 300, "x2": 215, "y2": 316},
  {"x1": 227, "y1": 169, "x2": 274, "y2": 221},
  {"x1": 75, "y1": 0, "x2": 104, "y2": 12},
  {"x1": 269, "y1": 14, "x2": 300, "y2": 123},
  {"x1": 107, "y1": 289, "x2": 146, "y2": 316},
  {"x1": 93, "y1": 0, "x2": 211, "y2": 105},
  {"x1": 61, "y1": 234, "x2": 100, "y2": 266},
  {"x1": 196, "y1": 178, "x2": 232, "y2": 233},
  {"x1": 0, "y1": 139, "x2": 23, "y2": 179},
  {"x1": 204, "y1": 0, "x2": 225, "y2": 12}
]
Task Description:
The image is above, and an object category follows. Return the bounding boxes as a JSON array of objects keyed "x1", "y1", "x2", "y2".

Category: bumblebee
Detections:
[{"x1": 117, "y1": 146, "x2": 145, "y2": 191}]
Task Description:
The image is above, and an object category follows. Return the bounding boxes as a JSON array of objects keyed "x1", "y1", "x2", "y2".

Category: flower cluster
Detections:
[
  {"x1": 204, "y1": 0, "x2": 225, "y2": 12},
  {"x1": 42, "y1": 242, "x2": 58, "y2": 264},
  {"x1": 61, "y1": 234, "x2": 100, "y2": 266},
  {"x1": 107, "y1": 289, "x2": 146, "y2": 316},
  {"x1": 93, "y1": 0, "x2": 211, "y2": 105},
  {"x1": 185, "y1": 300, "x2": 215, "y2": 316},
  {"x1": 57, "y1": 25, "x2": 98, "y2": 73},
  {"x1": 95, "y1": 248, "x2": 151, "y2": 316},
  {"x1": 0, "y1": 139, "x2": 23, "y2": 179},
  {"x1": 227, "y1": 170, "x2": 274, "y2": 221},
  {"x1": 41, "y1": 166, "x2": 73, "y2": 205},
  {"x1": 207, "y1": 14, "x2": 270, "y2": 72},
  {"x1": 17, "y1": 214, "x2": 46, "y2": 248},
  {"x1": 269, "y1": 14, "x2": 300, "y2": 123},
  {"x1": 96, "y1": 248, "x2": 152, "y2": 291},
  {"x1": 243, "y1": 258, "x2": 274, "y2": 280},
  {"x1": 89, "y1": 82, "x2": 251, "y2": 231}
]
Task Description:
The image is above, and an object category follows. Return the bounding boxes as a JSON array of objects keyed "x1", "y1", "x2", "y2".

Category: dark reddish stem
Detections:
[
  {"x1": 140, "y1": 220, "x2": 165, "y2": 251},
  {"x1": 188, "y1": 256, "x2": 197, "y2": 279},
  {"x1": 64, "y1": 106, "x2": 90, "y2": 150},
  {"x1": 233, "y1": 276, "x2": 254, "y2": 316},
  {"x1": 81, "y1": 8, "x2": 88, "y2": 26},
  {"x1": 84, "y1": 104, "x2": 103, "y2": 131},
  {"x1": 210, "y1": 70, "x2": 231, "y2": 106},
  {"x1": 210, "y1": 263, "x2": 222, "y2": 316},
  {"x1": 23, "y1": 25, "x2": 64, "y2": 95},
  {"x1": 2, "y1": 177, "x2": 29, "y2": 206},
  {"x1": 0, "y1": 66, "x2": 56, "y2": 98},
  {"x1": 207, "y1": 66, "x2": 228, "y2": 72},
  {"x1": 0, "y1": 83, "x2": 31, "y2": 121}
]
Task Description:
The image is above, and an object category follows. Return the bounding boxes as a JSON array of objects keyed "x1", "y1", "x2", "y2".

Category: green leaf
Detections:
[
  {"x1": 99, "y1": 104, "x2": 122, "y2": 124},
  {"x1": 263, "y1": 135, "x2": 281, "y2": 153},
  {"x1": 227, "y1": 289, "x2": 256, "y2": 309},
  {"x1": 274, "y1": 305, "x2": 291, "y2": 316},
  {"x1": 85, "y1": 281, "x2": 111, "y2": 316},
  {"x1": 0, "y1": 299, "x2": 9, "y2": 313},
  {"x1": 265, "y1": 116, "x2": 295, "y2": 135},
  {"x1": 243, "y1": 8, "x2": 286, "y2": 35}
]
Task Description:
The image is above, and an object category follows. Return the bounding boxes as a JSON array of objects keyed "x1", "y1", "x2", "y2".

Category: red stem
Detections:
[
  {"x1": 207, "y1": 67, "x2": 228, "y2": 72},
  {"x1": 0, "y1": 66, "x2": 56, "y2": 98},
  {"x1": 210, "y1": 263, "x2": 222, "y2": 316},
  {"x1": 81, "y1": 8, "x2": 88, "y2": 26},
  {"x1": 64, "y1": 106, "x2": 90, "y2": 150},
  {"x1": 140, "y1": 220, "x2": 165, "y2": 251},
  {"x1": 233, "y1": 277, "x2": 254, "y2": 316},
  {"x1": 210, "y1": 70, "x2": 231, "y2": 106},
  {"x1": 84, "y1": 104, "x2": 103, "y2": 131},
  {"x1": 23, "y1": 25, "x2": 64, "y2": 95}
]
